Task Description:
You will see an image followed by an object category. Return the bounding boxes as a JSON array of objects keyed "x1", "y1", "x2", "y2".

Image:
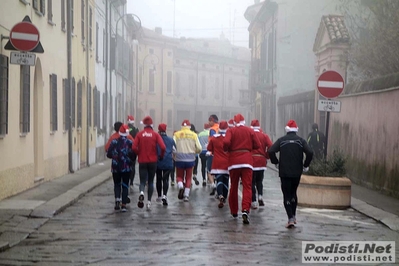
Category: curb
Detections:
[
  {"x1": 0, "y1": 170, "x2": 111, "y2": 253},
  {"x1": 350, "y1": 197, "x2": 399, "y2": 232},
  {"x1": 270, "y1": 165, "x2": 399, "y2": 232}
]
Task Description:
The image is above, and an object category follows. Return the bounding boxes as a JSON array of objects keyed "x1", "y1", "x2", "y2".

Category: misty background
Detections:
[{"x1": 127, "y1": 0, "x2": 255, "y2": 46}]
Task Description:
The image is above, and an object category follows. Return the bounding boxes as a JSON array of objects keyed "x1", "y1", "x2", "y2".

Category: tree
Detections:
[{"x1": 338, "y1": 0, "x2": 399, "y2": 81}]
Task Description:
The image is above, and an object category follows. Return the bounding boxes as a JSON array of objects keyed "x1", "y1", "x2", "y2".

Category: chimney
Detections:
[{"x1": 155, "y1": 27, "x2": 162, "y2": 34}]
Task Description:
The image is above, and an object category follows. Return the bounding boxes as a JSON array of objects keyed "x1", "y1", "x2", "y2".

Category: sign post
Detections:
[
  {"x1": 9, "y1": 21, "x2": 40, "y2": 52},
  {"x1": 316, "y1": 70, "x2": 345, "y2": 157},
  {"x1": 317, "y1": 70, "x2": 344, "y2": 99},
  {"x1": 4, "y1": 16, "x2": 44, "y2": 54}
]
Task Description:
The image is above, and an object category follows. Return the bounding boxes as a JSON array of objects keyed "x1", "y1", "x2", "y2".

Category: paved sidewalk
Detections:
[{"x1": 0, "y1": 161, "x2": 398, "y2": 254}]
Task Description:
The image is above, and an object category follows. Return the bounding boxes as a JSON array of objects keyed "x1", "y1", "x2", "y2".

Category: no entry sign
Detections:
[
  {"x1": 317, "y1": 71, "x2": 344, "y2": 99},
  {"x1": 9, "y1": 21, "x2": 40, "y2": 52}
]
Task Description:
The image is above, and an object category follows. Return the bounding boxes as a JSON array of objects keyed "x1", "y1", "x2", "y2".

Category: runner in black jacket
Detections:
[{"x1": 268, "y1": 119, "x2": 313, "y2": 228}]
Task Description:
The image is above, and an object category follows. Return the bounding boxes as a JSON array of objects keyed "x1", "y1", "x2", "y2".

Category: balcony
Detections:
[
  {"x1": 251, "y1": 68, "x2": 274, "y2": 92},
  {"x1": 238, "y1": 89, "x2": 254, "y2": 106}
]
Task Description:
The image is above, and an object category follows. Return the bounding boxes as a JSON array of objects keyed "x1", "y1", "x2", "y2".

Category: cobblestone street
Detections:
[{"x1": 0, "y1": 169, "x2": 398, "y2": 265}]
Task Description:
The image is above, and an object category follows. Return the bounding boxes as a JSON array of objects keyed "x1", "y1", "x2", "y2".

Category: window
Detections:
[
  {"x1": 88, "y1": 84, "x2": 92, "y2": 127},
  {"x1": 228, "y1": 79, "x2": 233, "y2": 100},
  {"x1": 47, "y1": 0, "x2": 53, "y2": 23},
  {"x1": 0, "y1": 55, "x2": 8, "y2": 135},
  {"x1": 268, "y1": 32, "x2": 273, "y2": 69},
  {"x1": 20, "y1": 66, "x2": 30, "y2": 134},
  {"x1": 71, "y1": 78, "x2": 76, "y2": 128},
  {"x1": 81, "y1": 0, "x2": 85, "y2": 42},
  {"x1": 96, "y1": 88, "x2": 100, "y2": 129},
  {"x1": 175, "y1": 72, "x2": 180, "y2": 96},
  {"x1": 166, "y1": 71, "x2": 172, "y2": 94},
  {"x1": 49, "y1": 74, "x2": 58, "y2": 132},
  {"x1": 189, "y1": 75, "x2": 194, "y2": 97},
  {"x1": 117, "y1": 93, "x2": 122, "y2": 122},
  {"x1": 77, "y1": 80, "x2": 82, "y2": 128},
  {"x1": 139, "y1": 66, "x2": 143, "y2": 91},
  {"x1": 102, "y1": 92, "x2": 106, "y2": 131},
  {"x1": 149, "y1": 109, "x2": 155, "y2": 121},
  {"x1": 71, "y1": 0, "x2": 74, "y2": 31},
  {"x1": 93, "y1": 86, "x2": 97, "y2": 128},
  {"x1": 61, "y1": 0, "x2": 66, "y2": 31},
  {"x1": 63, "y1": 78, "x2": 69, "y2": 131},
  {"x1": 149, "y1": 69, "x2": 155, "y2": 93},
  {"x1": 215, "y1": 77, "x2": 220, "y2": 99},
  {"x1": 102, "y1": 29, "x2": 106, "y2": 66},
  {"x1": 96, "y1": 22, "x2": 99, "y2": 61},
  {"x1": 201, "y1": 76, "x2": 206, "y2": 98},
  {"x1": 33, "y1": 0, "x2": 45, "y2": 15},
  {"x1": 167, "y1": 109, "x2": 172, "y2": 126},
  {"x1": 89, "y1": 7, "x2": 93, "y2": 47}
]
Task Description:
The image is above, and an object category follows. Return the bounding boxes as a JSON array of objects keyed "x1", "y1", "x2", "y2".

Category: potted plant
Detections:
[{"x1": 297, "y1": 149, "x2": 352, "y2": 209}]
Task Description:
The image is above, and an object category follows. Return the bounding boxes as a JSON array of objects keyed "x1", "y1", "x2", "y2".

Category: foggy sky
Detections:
[{"x1": 127, "y1": 0, "x2": 255, "y2": 47}]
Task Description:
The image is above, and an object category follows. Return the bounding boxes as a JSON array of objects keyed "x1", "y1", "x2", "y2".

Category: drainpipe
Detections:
[
  {"x1": 86, "y1": 0, "x2": 90, "y2": 166},
  {"x1": 104, "y1": 0, "x2": 109, "y2": 145},
  {"x1": 161, "y1": 46, "x2": 164, "y2": 121},
  {"x1": 67, "y1": 0, "x2": 74, "y2": 173}
]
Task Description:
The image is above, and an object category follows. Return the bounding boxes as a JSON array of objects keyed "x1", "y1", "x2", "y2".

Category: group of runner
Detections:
[{"x1": 106, "y1": 113, "x2": 313, "y2": 227}]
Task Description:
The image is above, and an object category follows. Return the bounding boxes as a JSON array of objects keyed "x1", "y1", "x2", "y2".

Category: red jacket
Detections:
[
  {"x1": 105, "y1": 132, "x2": 134, "y2": 151},
  {"x1": 207, "y1": 133, "x2": 229, "y2": 174},
  {"x1": 133, "y1": 127, "x2": 166, "y2": 163},
  {"x1": 252, "y1": 129, "x2": 273, "y2": 170},
  {"x1": 223, "y1": 125, "x2": 260, "y2": 170}
]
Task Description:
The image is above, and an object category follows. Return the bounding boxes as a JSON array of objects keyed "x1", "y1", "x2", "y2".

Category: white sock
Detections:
[
  {"x1": 184, "y1": 188, "x2": 190, "y2": 197},
  {"x1": 178, "y1": 181, "x2": 184, "y2": 189}
]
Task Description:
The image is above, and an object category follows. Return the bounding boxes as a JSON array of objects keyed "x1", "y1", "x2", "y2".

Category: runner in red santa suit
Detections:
[
  {"x1": 223, "y1": 113, "x2": 260, "y2": 224},
  {"x1": 207, "y1": 120, "x2": 229, "y2": 208},
  {"x1": 250, "y1": 119, "x2": 273, "y2": 209}
]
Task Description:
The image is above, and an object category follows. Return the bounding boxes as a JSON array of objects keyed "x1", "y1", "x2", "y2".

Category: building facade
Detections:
[
  {"x1": 135, "y1": 27, "x2": 177, "y2": 135},
  {"x1": 245, "y1": 0, "x2": 339, "y2": 138},
  {"x1": 173, "y1": 36, "x2": 251, "y2": 130},
  {"x1": 0, "y1": 0, "x2": 69, "y2": 199}
]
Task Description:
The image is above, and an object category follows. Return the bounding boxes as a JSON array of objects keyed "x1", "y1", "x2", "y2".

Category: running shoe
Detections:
[
  {"x1": 126, "y1": 196, "x2": 131, "y2": 204},
  {"x1": 251, "y1": 201, "x2": 258, "y2": 209},
  {"x1": 146, "y1": 201, "x2": 151, "y2": 210},
  {"x1": 121, "y1": 204, "x2": 127, "y2": 212},
  {"x1": 218, "y1": 196, "x2": 225, "y2": 208},
  {"x1": 178, "y1": 188, "x2": 184, "y2": 200},
  {"x1": 162, "y1": 195, "x2": 168, "y2": 206},
  {"x1": 138, "y1": 192, "x2": 144, "y2": 208},
  {"x1": 171, "y1": 181, "x2": 175, "y2": 186},
  {"x1": 193, "y1": 175, "x2": 200, "y2": 186},
  {"x1": 286, "y1": 218, "x2": 295, "y2": 228},
  {"x1": 202, "y1": 180, "x2": 206, "y2": 187},
  {"x1": 258, "y1": 198, "x2": 265, "y2": 206},
  {"x1": 183, "y1": 196, "x2": 189, "y2": 202},
  {"x1": 209, "y1": 187, "x2": 216, "y2": 196},
  {"x1": 114, "y1": 201, "x2": 121, "y2": 210},
  {"x1": 242, "y1": 210, "x2": 250, "y2": 224}
]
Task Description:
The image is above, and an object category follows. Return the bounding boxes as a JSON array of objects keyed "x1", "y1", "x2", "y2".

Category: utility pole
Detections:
[
  {"x1": 67, "y1": 0, "x2": 74, "y2": 173},
  {"x1": 173, "y1": 0, "x2": 176, "y2": 38}
]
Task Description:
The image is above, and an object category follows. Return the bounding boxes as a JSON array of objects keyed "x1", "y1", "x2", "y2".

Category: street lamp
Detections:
[{"x1": 112, "y1": 12, "x2": 141, "y2": 123}]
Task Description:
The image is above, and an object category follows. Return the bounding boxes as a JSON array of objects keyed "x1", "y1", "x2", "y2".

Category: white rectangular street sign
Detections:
[
  {"x1": 318, "y1": 99, "x2": 341, "y2": 113},
  {"x1": 10, "y1": 52, "x2": 36, "y2": 66}
]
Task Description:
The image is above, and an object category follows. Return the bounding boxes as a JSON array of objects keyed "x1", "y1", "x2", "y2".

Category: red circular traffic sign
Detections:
[
  {"x1": 317, "y1": 70, "x2": 344, "y2": 99},
  {"x1": 9, "y1": 22, "x2": 40, "y2": 52}
]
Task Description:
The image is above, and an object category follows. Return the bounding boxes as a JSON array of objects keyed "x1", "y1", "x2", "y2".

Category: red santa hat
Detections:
[
  {"x1": 285, "y1": 119, "x2": 298, "y2": 132},
  {"x1": 204, "y1": 123, "x2": 210, "y2": 130},
  {"x1": 119, "y1": 124, "x2": 129, "y2": 137},
  {"x1": 218, "y1": 120, "x2": 228, "y2": 133},
  {"x1": 228, "y1": 119, "x2": 234, "y2": 128},
  {"x1": 182, "y1": 119, "x2": 191, "y2": 127},
  {"x1": 251, "y1": 119, "x2": 260, "y2": 130},
  {"x1": 233, "y1": 113, "x2": 245, "y2": 126},
  {"x1": 140, "y1": 116, "x2": 153, "y2": 127},
  {"x1": 127, "y1": 115, "x2": 135, "y2": 124},
  {"x1": 158, "y1": 123, "x2": 167, "y2": 132}
]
